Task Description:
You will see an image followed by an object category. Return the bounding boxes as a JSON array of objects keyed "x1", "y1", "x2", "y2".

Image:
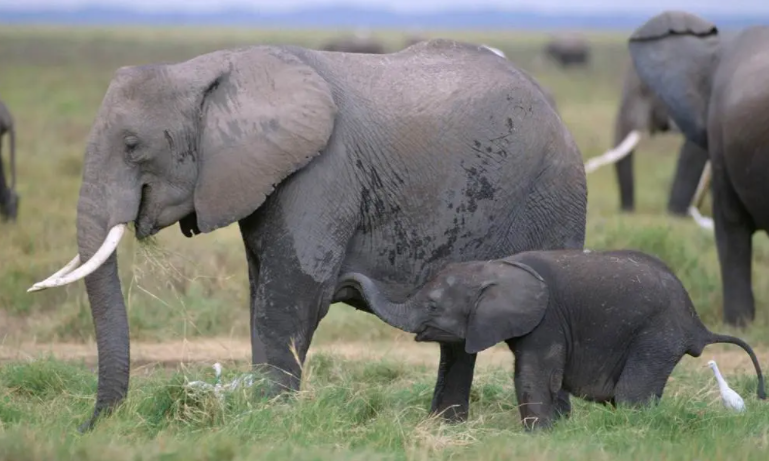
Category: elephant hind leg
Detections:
[
  {"x1": 614, "y1": 339, "x2": 680, "y2": 407},
  {"x1": 711, "y1": 153, "x2": 757, "y2": 326}
]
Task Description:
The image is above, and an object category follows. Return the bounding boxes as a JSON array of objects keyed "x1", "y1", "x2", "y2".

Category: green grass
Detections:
[
  {"x1": 0, "y1": 355, "x2": 767, "y2": 460},
  {"x1": 1, "y1": 26, "x2": 769, "y2": 460}
]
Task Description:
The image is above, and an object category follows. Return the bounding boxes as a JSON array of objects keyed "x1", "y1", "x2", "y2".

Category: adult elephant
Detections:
[
  {"x1": 320, "y1": 34, "x2": 385, "y2": 53},
  {"x1": 543, "y1": 34, "x2": 590, "y2": 68},
  {"x1": 612, "y1": 61, "x2": 709, "y2": 214},
  {"x1": 0, "y1": 98, "x2": 18, "y2": 222},
  {"x1": 628, "y1": 11, "x2": 769, "y2": 326},
  {"x1": 28, "y1": 39, "x2": 587, "y2": 430}
]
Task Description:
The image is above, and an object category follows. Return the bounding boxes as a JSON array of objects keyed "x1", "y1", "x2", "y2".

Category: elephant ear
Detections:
[
  {"x1": 190, "y1": 48, "x2": 337, "y2": 233},
  {"x1": 628, "y1": 11, "x2": 720, "y2": 149},
  {"x1": 465, "y1": 261, "x2": 549, "y2": 354}
]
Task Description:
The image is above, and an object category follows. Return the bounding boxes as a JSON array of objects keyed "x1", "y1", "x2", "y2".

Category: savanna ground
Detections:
[{"x1": 1, "y1": 26, "x2": 769, "y2": 460}]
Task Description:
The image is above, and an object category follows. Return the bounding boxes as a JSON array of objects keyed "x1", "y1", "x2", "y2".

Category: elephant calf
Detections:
[{"x1": 338, "y1": 249, "x2": 767, "y2": 430}]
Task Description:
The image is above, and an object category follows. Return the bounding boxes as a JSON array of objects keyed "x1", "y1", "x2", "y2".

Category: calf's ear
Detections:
[{"x1": 465, "y1": 261, "x2": 549, "y2": 354}]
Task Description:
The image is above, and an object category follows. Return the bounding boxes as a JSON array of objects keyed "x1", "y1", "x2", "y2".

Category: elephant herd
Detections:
[{"x1": 12, "y1": 10, "x2": 769, "y2": 431}]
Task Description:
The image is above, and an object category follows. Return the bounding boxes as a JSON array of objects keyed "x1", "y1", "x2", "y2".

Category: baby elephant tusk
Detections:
[{"x1": 27, "y1": 224, "x2": 127, "y2": 292}]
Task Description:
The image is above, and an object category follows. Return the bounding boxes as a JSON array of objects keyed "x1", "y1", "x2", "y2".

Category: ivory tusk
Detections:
[
  {"x1": 688, "y1": 206, "x2": 714, "y2": 230},
  {"x1": 584, "y1": 130, "x2": 642, "y2": 174},
  {"x1": 688, "y1": 161, "x2": 714, "y2": 231},
  {"x1": 31, "y1": 255, "x2": 82, "y2": 287},
  {"x1": 27, "y1": 224, "x2": 127, "y2": 292},
  {"x1": 691, "y1": 161, "x2": 712, "y2": 210}
]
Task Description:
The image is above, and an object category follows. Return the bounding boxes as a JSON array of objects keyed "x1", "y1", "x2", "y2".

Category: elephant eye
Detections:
[
  {"x1": 428, "y1": 301, "x2": 439, "y2": 312},
  {"x1": 124, "y1": 135, "x2": 139, "y2": 151}
]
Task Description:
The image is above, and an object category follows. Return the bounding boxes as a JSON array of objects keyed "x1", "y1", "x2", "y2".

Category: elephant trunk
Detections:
[
  {"x1": 75, "y1": 188, "x2": 131, "y2": 431},
  {"x1": 69, "y1": 143, "x2": 141, "y2": 431},
  {"x1": 337, "y1": 272, "x2": 421, "y2": 333}
]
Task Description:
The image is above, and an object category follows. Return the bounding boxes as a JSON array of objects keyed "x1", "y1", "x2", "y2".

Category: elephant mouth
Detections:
[
  {"x1": 179, "y1": 212, "x2": 201, "y2": 238},
  {"x1": 415, "y1": 326, "x2": 463, "y2": 344}
]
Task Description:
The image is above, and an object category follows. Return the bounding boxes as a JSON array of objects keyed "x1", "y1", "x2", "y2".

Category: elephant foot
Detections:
[
  {"x1": 667, "y1": 207, "x2": 689, "y2": 217},
  {"x1": 246, "y1": 363, "x2": 305, "y2": 402},
  {"x1": 0, "y1": 189, "x2": 19, "y2": 222},
  {"x1": 77, "y1": 404, "x2": 113, "y2": 433},
  {"x1": 724, "y1": 312, "x2": 754, "y2": 329},
  {"x1": 619, "y1": 205, "x2": 635, "y2": 214},
  {"x1": 431, "y1": 403, "x2": 469, "y2": 423}
]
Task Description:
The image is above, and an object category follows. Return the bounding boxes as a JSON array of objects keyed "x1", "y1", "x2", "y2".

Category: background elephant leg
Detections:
[
  {"x1": 712, "y1": 167, "x2": 756, "y2": 326},
  {"x1": 0, "y1": 134, "x2": 8, "y2": 217},
  {"x1": 667, "y1": 139, "x2": 709, "y2": 215},
  {"x1": 430, "y1": 343, "x2": 477, "y2": 422},
  {"x1": 614, "y1": 151, "x2": 635, "y2": 212}
]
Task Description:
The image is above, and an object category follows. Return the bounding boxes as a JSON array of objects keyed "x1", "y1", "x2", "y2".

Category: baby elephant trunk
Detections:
[
  {"x1": 701, "y1": 333, "x2": 767, "y2": 400},
  {"x1": 336, "y1": 272, "x2": 422, "y2": 333}
]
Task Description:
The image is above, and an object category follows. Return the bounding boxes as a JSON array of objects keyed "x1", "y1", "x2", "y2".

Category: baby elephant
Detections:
[{"x1": 336, "y1": 249, "x2": 766, "y2": 430}]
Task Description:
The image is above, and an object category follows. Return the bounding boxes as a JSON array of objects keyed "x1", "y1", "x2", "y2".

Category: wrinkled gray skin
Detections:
[
  {"x1": 320, "y1": 35, "x2": 385, "y2": 53},
  {"x1": 613, "y1": 62, "x2": 709, "y2": 214},
  {"x1": 629, "y1": 11, "x2": 769, "y2": 326},
  {"x1": 338, "y1": 249, "x2": 767, "y2": 430},
  {"x1": 0, "y1": 98, "x2": 18, "y2": 222},
  {"x1": 68, "y1": 39, "x2": 587, "y2": 431},
  {"x1": 543, "y1": 34, "x2": 590, "y2": 68}
]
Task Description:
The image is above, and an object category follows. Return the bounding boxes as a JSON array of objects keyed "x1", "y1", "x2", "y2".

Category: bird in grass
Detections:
[{"x1": 708, "y1": 360, "x2": 745, "y2": 412}]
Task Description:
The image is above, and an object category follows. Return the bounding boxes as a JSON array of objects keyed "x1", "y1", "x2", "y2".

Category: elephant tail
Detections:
[{"x1": 702, "y1": 333, "x2": 766, "y2": 400}]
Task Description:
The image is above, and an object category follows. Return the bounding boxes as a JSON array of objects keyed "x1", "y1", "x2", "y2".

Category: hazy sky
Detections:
[{"x1": 3, "y1": 0, "x2": 768, "y2": 15}]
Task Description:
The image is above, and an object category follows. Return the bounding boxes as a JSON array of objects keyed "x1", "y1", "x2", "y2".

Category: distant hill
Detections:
[{"x1": 0, "y1": 6, "x2": 767, "y2": 30}]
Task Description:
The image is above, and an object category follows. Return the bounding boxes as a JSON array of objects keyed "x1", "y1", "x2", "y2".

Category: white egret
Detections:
[{"x1": 708, "y1": 360, "x2": 745, "y2": 412}]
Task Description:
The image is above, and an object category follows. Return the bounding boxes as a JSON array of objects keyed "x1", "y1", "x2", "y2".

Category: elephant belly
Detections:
[
  {"x1": 724, "y1": 136, "x2": 769, "y2": 230},
  {"x1": 562, "y1": 354, "x2": 625, "y2": 403},
  {"x1": 339, "y1": 201, "x2": 520, "y2": 301}
]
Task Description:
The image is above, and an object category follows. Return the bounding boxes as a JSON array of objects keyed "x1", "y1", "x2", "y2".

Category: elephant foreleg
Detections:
[
  {"x1": 712, "y1": 161, "x2": 756, "y2": 327},
  {"x1": 430, "y1": 342, "x2": 477, "y2": 422},
  {"x1": 241, "y1": 231, "x2": 337, "y2": 395},
  {"x1": 614, "y1": 151, "x2": 635, "y2": 212}
]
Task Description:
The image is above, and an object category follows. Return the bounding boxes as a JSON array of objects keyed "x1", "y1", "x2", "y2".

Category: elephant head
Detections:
[
  {"x1": 337, "y1": 259, "x2": 549, "y2": 354},
  {"x1": 612, "y1": 61, "x2": 710, "y2": 214},
  {"x1": 542, "y1": 33, "x2": 591, "y2": 68},
  {"x1": 28, "y1": 46, "x2": 338, "y2": 429},
  {"x1": 627, "y1": 10, "x2": 721, "y2": 150}
]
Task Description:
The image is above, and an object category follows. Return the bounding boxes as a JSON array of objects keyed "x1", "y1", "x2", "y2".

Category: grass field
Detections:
[{"x1": 1, "y1": 26, "x2": 768, "y2": 460}]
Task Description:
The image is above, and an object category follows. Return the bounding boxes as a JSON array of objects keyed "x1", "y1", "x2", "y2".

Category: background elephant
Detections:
[
  {"x1": 402, "y1": 34, "x2": 427, "y2": 49},
  {"x1": 337, "y1": 249, "x2": 766, "y2": 430},
  {"x1": 320, "y1": 33, "x2": 385, "y2": 53},
  {"x1": 0, "y1": 98, "x2": 18, "y2": 222},
  {"x1": 543, "y1": 33, "x2": 590, "y2": 68},
  {"x1": 29, "y1": 39, "x2": 588, "y2": 430},
  {"x1": 628, "y1": 11, "x2": 769, "y2": 326},
  {"x1": 612, "y1": 61, "x2": 709, "y2": 214}
]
